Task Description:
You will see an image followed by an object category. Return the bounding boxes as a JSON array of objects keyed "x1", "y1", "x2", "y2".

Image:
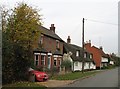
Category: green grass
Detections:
[
  {"x1": 51, "y1": 71, "x2": 98, "y2": 80},
  {"x1": 2, "y1": 81, "x2": 46, "y2": 89}
]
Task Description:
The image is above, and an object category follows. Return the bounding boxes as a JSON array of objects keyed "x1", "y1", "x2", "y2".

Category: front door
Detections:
[{"x1": 48, "y1": 55, "x2": 51, "y2": 69}]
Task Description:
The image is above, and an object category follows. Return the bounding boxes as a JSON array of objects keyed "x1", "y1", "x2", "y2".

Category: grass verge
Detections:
[{"x1": 51, "y1": 71, "x2": 98, "y2": 80}]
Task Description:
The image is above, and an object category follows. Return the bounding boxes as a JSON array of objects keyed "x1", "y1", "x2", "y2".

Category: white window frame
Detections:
[
  {"x1": 35, "y1": 55, "x2": 39, "y2": 66},
  {"x1": 41, "y1": 55, "x2": 45, "y2": 66}
]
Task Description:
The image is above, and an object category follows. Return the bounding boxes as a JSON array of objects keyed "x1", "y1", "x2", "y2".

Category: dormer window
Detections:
[
  {"x1": 84, "y1": 52, "x2": 87, "y2": 58},
  {"x1": 76, "y1": 50, "x2": 79, "y2": 57}
]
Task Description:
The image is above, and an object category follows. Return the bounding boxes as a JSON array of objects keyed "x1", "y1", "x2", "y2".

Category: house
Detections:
[
  {"x1": 63, "y1": 36, "x2": 96, "y2": 72},
  {"x1": 85, "y1": 40, "x2": 109, "y2": 69},
  {"x1": 109, "y1": 53, "x2": 120, "y2": 66},
  {"x1": 33, "y1": 24, "x2": 64, "y2": 72},
  {"x1": 109, "y1": 54, "x2": 115, "y2": 65},
  {"x1": 99, "y1": 47, "x2": 109, "y2": 68}
]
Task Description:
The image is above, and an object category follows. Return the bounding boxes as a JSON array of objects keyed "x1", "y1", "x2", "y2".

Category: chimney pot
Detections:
[{"x1": 99, "y1": 46, "x2": 103, "y2": 50}]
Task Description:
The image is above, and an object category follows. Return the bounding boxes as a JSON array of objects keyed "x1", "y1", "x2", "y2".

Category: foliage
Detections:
[
  {"x1": 2, "y1": 81, "x2": 46, "y2": 89},
  {"x1": 61, "y1": 60, "x2": 72, "y2": 72},
  {"x1": 2, "y1": 2, "x2": 42, "y2": 84},
  {"x1": 7, "y1": 2, "x2": 42, "y2": 49}
]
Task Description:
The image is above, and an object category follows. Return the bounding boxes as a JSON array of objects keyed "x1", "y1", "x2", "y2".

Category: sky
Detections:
[{"x1": 0, "y1": 0, "x2": 119, "y2": 55}]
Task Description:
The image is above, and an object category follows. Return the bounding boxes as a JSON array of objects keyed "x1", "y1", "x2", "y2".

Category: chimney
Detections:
[
  {"x1": 89, "y1": 40, "x2": 91, "y2": 43},
  {"x1": 85, "y1": 40, "x2": 91, "y2": 47},
  {"x1": 50, "y1": 24, "x2": 55, "y2": 33},
  {"x1": 99, "y1": 46, "x2": 103, "y2": 50},
  {"x1": 67, "y1": 36, "x2": 71, "y2": 44}
]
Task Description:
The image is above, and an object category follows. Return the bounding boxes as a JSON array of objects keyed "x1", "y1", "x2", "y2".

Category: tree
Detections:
[
  {"x1": 8, "y1": 3, "x2": 42, "y2": 49},
  {"x1": 61, "y1": 60, "x2": 72, "y2": 72},
  {"x1": 2, "y1": 2, "x2": 42, "y2": 84}
]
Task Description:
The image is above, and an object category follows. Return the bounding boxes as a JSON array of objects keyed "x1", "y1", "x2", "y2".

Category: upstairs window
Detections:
[
  {"x1": 40, "y1": 35, "x2": 44, "y2": 44},
  {"x1": 56, "y1": 40, "x2": 60, "y2": 49},
  {"x1": 90, "y1": 54, "x2": 93, "y2": 59}
]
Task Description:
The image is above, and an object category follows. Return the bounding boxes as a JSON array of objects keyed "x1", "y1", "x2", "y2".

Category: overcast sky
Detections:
[{"x1": 0, "y1": 0, "x2": 119, "y2": 55}]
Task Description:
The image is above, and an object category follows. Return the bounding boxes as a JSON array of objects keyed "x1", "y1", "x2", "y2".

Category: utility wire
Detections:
[{"x1": 86, "y1": 19, "x2": 118, "y2": 26}]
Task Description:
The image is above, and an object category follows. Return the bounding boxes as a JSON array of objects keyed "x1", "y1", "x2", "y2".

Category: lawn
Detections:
[
  {"x1": 2, "y1": 81, "x2": 46, "y2": 89},
  {"x1": 51, "y1": 71, "x2": 98, "y2": 80}
]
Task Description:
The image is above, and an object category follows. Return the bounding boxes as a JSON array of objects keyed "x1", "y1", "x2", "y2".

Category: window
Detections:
[
  {"x1": 84, "y1": 52, "x2": 87, "y2": 58},
  {"x1": 41, "y1": 55, "x2": 45, "y2": 65},
  {"x1": 90, "y1": 54, "x2": 93, "y2": 59},
  {"x1": 75, "y1": 62, "x2": 78, "y2": 66},
  {"x1": 40, "y1": 35, "x2": 44, "y2": 44},
  {"x1": 76, "y1": 51, "x2": 79, "y2": 57},
  {"x1": 56, "y1": 40, "x2": 60, "y2": 49},
  {"x1": 35, "y1": 55, "x2": 39, "y2": 66},
  {"x1": 54, "y1": 58, "x2": 57, "y2": 66}
]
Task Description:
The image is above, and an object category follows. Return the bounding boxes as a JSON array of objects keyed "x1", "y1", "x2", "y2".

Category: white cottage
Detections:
[{"x1": 63, "y1": 36, "x2": 96, "y2": 72}]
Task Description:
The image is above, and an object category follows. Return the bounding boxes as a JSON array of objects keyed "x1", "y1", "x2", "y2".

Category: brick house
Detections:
[
  {"x1": 33, "y1": 24, "x2": 64, "y2": 72},
  {"x1": 84, "y1": 40, "x2": 109, "y2": 69}
]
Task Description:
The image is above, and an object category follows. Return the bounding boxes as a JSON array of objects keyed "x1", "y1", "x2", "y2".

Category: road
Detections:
[{"x1": 62, "y1": 67, "x2": 118, "y2": 87}]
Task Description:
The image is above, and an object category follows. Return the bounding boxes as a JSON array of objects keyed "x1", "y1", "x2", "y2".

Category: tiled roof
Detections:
[
  {"x1": 39, "y1": 26, "x2": 64, "y2": 42},
  {"x1": 53, "y1": 49, "x2": 63, "y2": 56},
  {"x1": 64, "y1": 43, "x2": 94, "y2": 62},
  {"x1": 34, "y1": 47, "x2": 48, "y2": 53}
]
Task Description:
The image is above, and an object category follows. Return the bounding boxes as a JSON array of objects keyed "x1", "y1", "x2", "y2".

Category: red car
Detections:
[{"x1": 29, "y1": 68, "x2": 48, "y2": 82}]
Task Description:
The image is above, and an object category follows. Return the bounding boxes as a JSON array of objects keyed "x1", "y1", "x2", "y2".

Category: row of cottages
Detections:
[
  {"x1": 84, "y1": 40, "x2": 114, "y2": 69},
  {"x1": 33, "y1": 24, "x2": 96, "y2": 72},
  {"x1": 33, "y1": 24, "x2": 64, "y2": 72},
  {"x1": 63, "y1": 36, "x2": 96, "y2": 71}
]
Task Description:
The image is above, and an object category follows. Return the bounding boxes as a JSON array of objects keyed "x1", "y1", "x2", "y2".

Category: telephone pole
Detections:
[{"x1": 82, "y1": 18, "x2": 85, "y2": 73}]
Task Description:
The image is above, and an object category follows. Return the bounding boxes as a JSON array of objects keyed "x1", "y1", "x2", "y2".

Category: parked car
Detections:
[{"x1": 28, "y1": 68, "x2": 48, "y2": 82}]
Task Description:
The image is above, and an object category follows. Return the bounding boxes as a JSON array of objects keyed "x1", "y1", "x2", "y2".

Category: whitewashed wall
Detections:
[
  {"x1": 101, "y1": 57, "x2": 108, "y2": 62},
  {"x1": 90, "y1": 62, "x2": 96, "y2": 69},
  {"x1": 110, "y1": 61, "x2": 114, "y2": 65},
  {"x1": 73, "y1": 62, "x2": 82, "y2": 71}
]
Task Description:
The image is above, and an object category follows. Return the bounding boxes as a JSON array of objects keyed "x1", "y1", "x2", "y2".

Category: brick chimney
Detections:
[
  {"x1": 85, "y1": 40, "x2": 91, "y2": 48},
  {"x1": 67, "y1": 36, "x2": 71, "y2": 44},
  {"x1": 50, "y1": 24, "x2": 55, "y2": 33}
]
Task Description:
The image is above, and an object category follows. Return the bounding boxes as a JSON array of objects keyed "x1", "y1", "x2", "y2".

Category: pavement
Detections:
[{"x1": 36, "y1": 80, "x2": 74, "y2": 87}]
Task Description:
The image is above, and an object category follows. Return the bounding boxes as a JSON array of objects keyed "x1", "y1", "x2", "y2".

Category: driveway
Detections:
[{"x1": 36, "y1": 80, "x2": 73, "y2": 87}]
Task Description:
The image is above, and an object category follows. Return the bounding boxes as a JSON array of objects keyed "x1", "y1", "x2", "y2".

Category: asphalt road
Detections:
[{"x1": 63, "y1": 67, "x2": 119, "y2": 87}]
